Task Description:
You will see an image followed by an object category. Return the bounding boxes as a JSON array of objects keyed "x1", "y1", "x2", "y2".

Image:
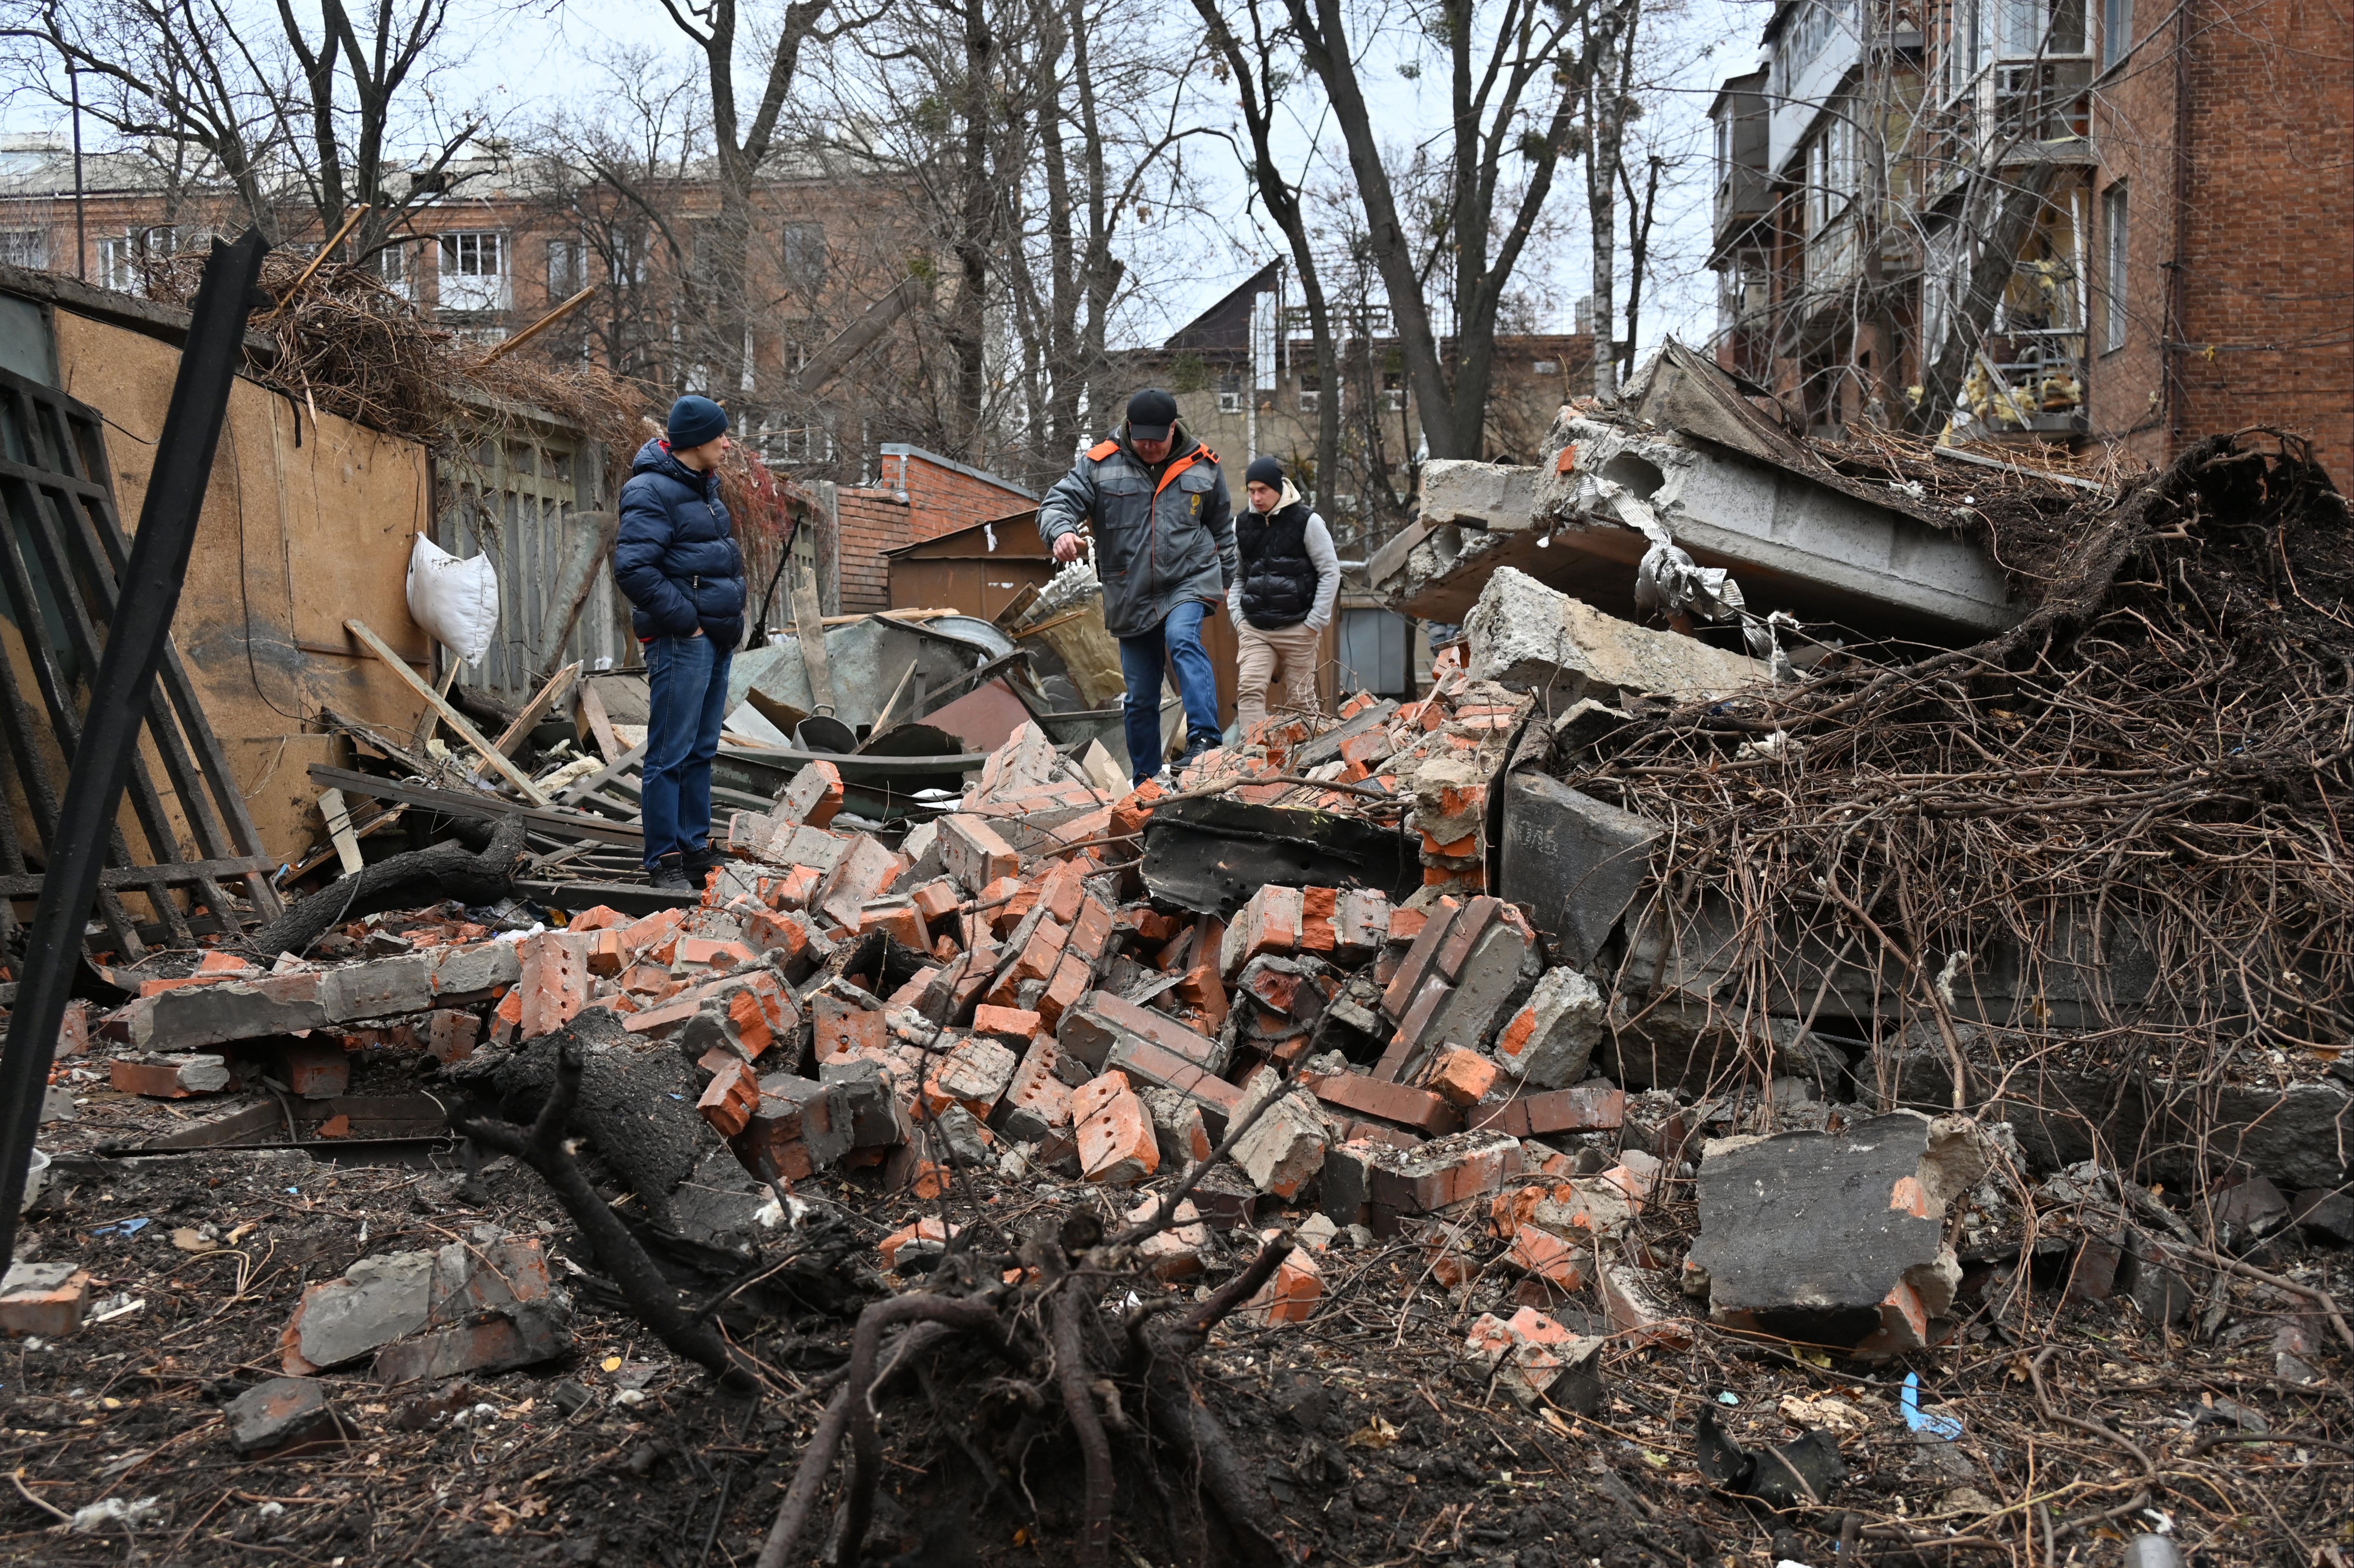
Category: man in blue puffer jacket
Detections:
[{"x1": 614, "y1": 395, "x2": 746, "y2": 891}]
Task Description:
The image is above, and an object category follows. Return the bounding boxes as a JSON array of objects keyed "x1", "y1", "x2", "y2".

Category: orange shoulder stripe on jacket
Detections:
[
  {"x1": 1153, "y1": 447, "x2": 1205, "y2": 498},
  {"x1": 1088, "y1": 438, "x2": 1120, "y2": 460}
]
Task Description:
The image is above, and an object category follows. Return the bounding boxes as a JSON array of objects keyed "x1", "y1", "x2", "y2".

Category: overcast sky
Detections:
[{"x1": 7, "y1": 0, "x2": 1772, "y2": 363}]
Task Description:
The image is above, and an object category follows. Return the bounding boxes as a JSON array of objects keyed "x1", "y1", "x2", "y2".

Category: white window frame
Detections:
[
  {"x1": 0, "y1": 229, "x2": 47, "y2": 270},
  {"x1": 2100, "y1": 0, "x2": 2131, "y2": 68},
  {"x1": 2101, "y1": 181, "x2": 2128, "y2": 353},
  {"x1": 438, "y1": 230, "x2": 509, "y2": 312}
]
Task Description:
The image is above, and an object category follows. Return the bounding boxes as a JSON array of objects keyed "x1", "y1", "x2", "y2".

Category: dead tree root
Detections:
[
  {"x1": 751, "y1": 1233, "x2": 1302, "y2": 1568},
  {"x1": 245, "y1": 811, "x2": 528, "y2": 955},
  {"x1": 450, "y1": 1036, "x2": 765, "y2": 1395}
]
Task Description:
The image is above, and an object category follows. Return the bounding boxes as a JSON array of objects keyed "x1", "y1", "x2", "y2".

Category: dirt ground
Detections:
[{"x1": 4, "y1": 1068, "x2": 2348, "y2": 1568}]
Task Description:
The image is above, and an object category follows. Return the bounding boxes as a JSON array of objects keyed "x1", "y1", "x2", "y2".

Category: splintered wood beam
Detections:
[
  {"x1": 316, "y1": 787, "x2": 364, "y2": 876},
  {"x1": 577, "y1": 680, "x2": 623, "y2": 765},
  {"x1": 491, "y1": 661, "x2": 581, "y2": 758},
  {"x1": 343, "y1": 618, "x2": 554, "y2": 806}
]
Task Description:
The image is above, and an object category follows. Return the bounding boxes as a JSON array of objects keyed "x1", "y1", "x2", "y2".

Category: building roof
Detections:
[
  {"x1": 1708, "y1": 69, "x2": 1770, "y2": 121},
  {"x1": 1161, "y1": 259, "x2": 1281, "y2": 356}
]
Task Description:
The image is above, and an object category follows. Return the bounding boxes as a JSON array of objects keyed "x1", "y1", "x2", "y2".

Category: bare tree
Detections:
[
  {"x1": 1, "y1": 0, "x2": 483, "y2": 254},
  {"x1": 656, "y1": 0, "x2": 843, "y2": 395},
  {"x1": 1282, "y1": 0, "x2": 1637, "y2": 458},
  {"x1": 1191, "y1": 0, "x2": 1340, "y2": 505},
  {"x1": 1580, "y1": 0, "x2": 1639, "y2": 397}
]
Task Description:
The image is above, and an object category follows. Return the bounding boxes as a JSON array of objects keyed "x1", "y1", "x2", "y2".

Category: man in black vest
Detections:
[{"x1": 1228, "y1": 455, "x2": 1340, "y2": 737}]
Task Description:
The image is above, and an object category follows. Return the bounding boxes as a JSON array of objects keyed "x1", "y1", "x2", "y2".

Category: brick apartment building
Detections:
[
  {"x1": 1707, "y1": 0, "x2": 2352, "y2": 488},
  {"x1": 0, "y1": 135, "x2": 929, "y2": 488}
]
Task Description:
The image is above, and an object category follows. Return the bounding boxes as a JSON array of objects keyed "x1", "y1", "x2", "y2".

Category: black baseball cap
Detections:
[{"x1": 1125, "y1": 388, "x2": 1178, "y2": 441}]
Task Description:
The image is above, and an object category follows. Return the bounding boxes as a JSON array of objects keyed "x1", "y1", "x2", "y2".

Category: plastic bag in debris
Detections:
[
  {"x1": 406, "y1": 533, "x2": 500, "y2": 666},
  {"x1": 1031, "y1": 557, "x2": 1103, "y2": 619}
]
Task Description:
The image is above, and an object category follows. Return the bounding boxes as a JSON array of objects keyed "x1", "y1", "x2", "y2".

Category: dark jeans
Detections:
[
  {"x1": 641, "y1": 632, "x2": 732, "y2": 866},
  {"x1": 1117, "y1": 598, "x2": 1222, "y2": 783}
]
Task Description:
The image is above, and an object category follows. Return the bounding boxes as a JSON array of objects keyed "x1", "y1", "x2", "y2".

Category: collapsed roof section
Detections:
[{"x1": 1370, "y1": 342, "x2": 2024, "y2": 643}]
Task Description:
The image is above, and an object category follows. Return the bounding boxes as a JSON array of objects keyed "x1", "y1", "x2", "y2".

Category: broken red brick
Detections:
[
  {"x1": 1241, "y1": 1239, "x2": 1324, "y2": 1325},
  {"x1": 1424, "y1": 1046, "x2": 1501, "y2": 1108},
  {"x1": 425, "y1": 1009, "x2": 480, "y2": 1066},
  {"x1": 1505, "y1": 1224, "x2": 1587, "y2": 1290},
  {"x1": 938, "y1": 815, "x2": 1021, "y2": 892},
  {"x1": 1219, "y1": 884, "x2": 1305, "y2": 977},
  {"x1": 698, "y1": 1060, "x2": 761, "y2": 1139},
  {"x1": 909, "y1": 878, "x2": 961, "y2": 924},
  {"x1": 279, "y1": 1041, "x2": 350, "y2": 1098},
  {"x1": 812, "y1": 996, "x2": 886, "y2": 1064},
  {"x1": 1302, "y1": 1070, "x2": 1462, "y2": 1134},
  {"x1": 775, "y1": 759, "x2": 846, "y2": 829},
  {"x1": 0, "y1": 1264, "x2": 91, "y2": 1337},
  {"x1": 1075, "y1": 1083, "x2": 1159, "y2": 1185},
  {"x1": 972, "y1": 1004, "x2": 1042, "y2": 1045},
  {"x1": 584, "y1": 929, "x2": 623, "y2": 977},
  {"x1": 110, "y1": 1052, "x2": 231, "y2": 1098},
  {"x1": 878, "y1": 1216, "x2": 958, "y2": 1270},
  {"x1": 517, "y1": 931, "x2": 589, "y2": 1039}
]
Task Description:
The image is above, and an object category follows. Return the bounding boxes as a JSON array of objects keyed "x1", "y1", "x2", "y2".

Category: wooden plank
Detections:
[
  {"x1": 489, "y1": 660, "x2": 580, "y2": 759},
  {"x1": 577, "y1": 681, "x2": 623, "y2": 764},
  {"x1": 793, "y1": 565, "x2": 836, "y2": 714},
  {"x1": 0, "y1": 855, "x2": 278, "y2": 900},
  {"x1": 317, "y1": 788, "x2": 365, "y2": 876},
  {"x1": 307, "y1": 764, "x2": 642, "y2": 848},
  {"x1": 343, "y1": 618, "x2": 554, "y2": 805},
  {"x1": 416, "y1": 654, "x2": 462, "y2": 748},
  {"x1": 556, "y1": 737, "x2": 648, "y2": 806}
]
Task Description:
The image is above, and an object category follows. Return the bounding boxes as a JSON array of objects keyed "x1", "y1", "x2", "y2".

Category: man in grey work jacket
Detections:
[{"x1": 1036, "y1": 388, "x2": 1236, "y2": 783}]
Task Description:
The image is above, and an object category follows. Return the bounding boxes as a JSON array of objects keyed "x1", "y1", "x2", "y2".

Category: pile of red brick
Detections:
[{"x1": 70, "y1": 655, "x2": 1680, "y2": 1336}]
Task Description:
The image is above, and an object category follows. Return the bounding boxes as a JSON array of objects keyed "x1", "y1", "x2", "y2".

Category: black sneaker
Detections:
[
  {"x1": 681, "y1": 845, "x2": 724, "y2": 883},
  {"x1": 646, "y1": 855, "x2": 693, "y2": 892},
  {"x1": 1174, "y1": 736, "x2": 1220, "y2": 772}
]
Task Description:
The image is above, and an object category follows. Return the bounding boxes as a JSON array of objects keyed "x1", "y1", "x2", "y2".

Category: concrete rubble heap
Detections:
[{"x1": 8, "y1": 362, "x2": 2349, "y2": 1560}]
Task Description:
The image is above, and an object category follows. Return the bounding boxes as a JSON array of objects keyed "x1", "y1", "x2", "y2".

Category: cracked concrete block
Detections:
[
  {"x1": 1493, "y1": 967, "x2": 1608, "y2": 1088},
  {"x1": 282, "y1": 1250, "x2": 435, "y2": 1372},
  {"x1": 1465, "y1": 566, "x2": 1765, "y2": 705},
  {"x1": 1496, "y1": 771, "x2": 1661, "y2": 967},
  {"x1": 1685, "y1": 1111, "x2": 1988, "y2": 1355},
  {"x1": 1421, "y1": 459, "x2": 1541, "y2": 531}
]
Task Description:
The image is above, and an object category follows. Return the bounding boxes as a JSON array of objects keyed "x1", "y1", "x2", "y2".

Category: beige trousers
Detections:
[{"x1": 1235, "y1": 621, "x2": 1321, "y2": 735}]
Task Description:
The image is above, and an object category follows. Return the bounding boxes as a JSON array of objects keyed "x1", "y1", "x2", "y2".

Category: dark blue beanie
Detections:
[
  {"x1": 1245, "y1": 455, "x2": 1284, "y2": 490},
  {"x1": 667, "y1": 395, "x2": 729, "y2": 449}
]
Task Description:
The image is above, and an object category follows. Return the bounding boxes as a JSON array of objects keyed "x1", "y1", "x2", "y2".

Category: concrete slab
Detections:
[{"x1": 1370, "y1": 349, "x2": 2024, "y2": 642}]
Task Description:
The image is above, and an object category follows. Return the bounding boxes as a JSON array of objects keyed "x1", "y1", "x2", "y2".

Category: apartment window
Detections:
[
  {"x1": 1217, "y1": 391, "x2": 1242, "y2": 414},
  {"x1": 438, "y1": 231, "x2": 508, "y2": 312},
  {"x1": 1948, "y1": 0, "x2": 1982, "y2": 94},
  {"x1": 98, "y1": 227, "x2": 174, "y2": 294},
  {"x1": 2101, "y1": 0, "x2": 2131, "y2": 67},
  {"x1": 1999, "y1": 0, "x2": 2087, "y2": 56},
  {"x1": 1298, "y1": 374, "x2": 1321, "y2": 413},
  {"x1": 1532, "y1": 359, "x2": 1561, "y2": 376},
  {"x1": 0, "y1": 230, "x2": 46, "y2": 270},
  {"x1": 547, "y1": 237, "x2": 585, "y2": 298},
  {"x1": 2101, "y1": 181, "x2": 2128, "y2": 352},
  {"x1": 606, "y1": 232, "x2": 647, "y2": 289},
  {"x1": 1382, "y1": 369, "x2": 1407, "y2": 410},
  {"x1": 1804, "y1": 120, "x2": 1852, "y2": 236},
  {"x1": 369, "y1": 240, "x2": 413, "y2": 299},
  {"x1": 780, "y1": 222, "x2": 827, "y2": 294}
]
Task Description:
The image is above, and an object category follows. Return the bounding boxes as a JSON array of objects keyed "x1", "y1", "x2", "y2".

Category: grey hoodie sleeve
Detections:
[{"x1": 1303, "y1": 512, "x2": 1342, "y2": 631}]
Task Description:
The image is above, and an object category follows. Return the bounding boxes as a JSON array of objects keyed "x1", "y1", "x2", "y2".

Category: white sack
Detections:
[{"x1": 405, "y1": 534, "x2": 500, "y2": 666}]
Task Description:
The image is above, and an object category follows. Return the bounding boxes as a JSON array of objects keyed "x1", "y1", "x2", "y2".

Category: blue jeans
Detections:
[
  {"x1": 1117, "y1": 599, "x2": 1222, "y2": 783},
  {"x1": 641, "y1": 633, "x2": 732, "y2": 865}
]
